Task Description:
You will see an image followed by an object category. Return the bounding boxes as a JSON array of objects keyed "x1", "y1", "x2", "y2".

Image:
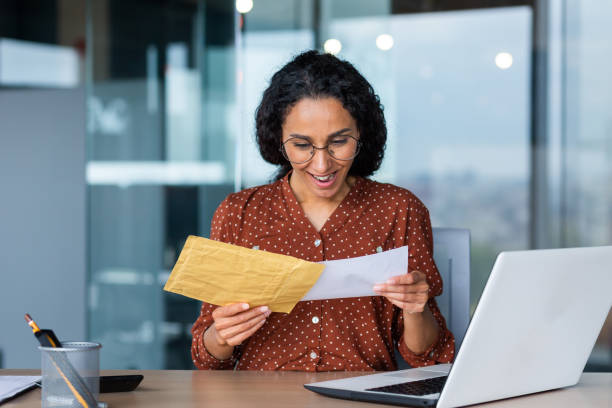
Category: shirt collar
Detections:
[{"x1": 280, "y1": 170, "x2": 367, "y2": 236}]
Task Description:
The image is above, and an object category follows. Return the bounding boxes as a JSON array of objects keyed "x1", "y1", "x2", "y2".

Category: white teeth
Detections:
[{"x1": 313, "y1": 173, "x2": 334, "y2": 181}]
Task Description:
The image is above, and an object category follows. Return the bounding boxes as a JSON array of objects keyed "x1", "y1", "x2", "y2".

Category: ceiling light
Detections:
[
  {"x1": 236, "y1": 0, "x2": 253, "y2": 14},
  {"x1": 376, "y1": 34, "x2": 394, "y2": 51},
  {"x1": 495, "y1": 52, "x2": 513, "y2": 70},
  {"x1": 323, "y1": 39, "x2": 342, "y2": 55}
]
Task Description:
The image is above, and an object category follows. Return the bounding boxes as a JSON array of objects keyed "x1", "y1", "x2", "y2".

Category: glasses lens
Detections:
[
  {"x1": 282, "y1": 139, "x2": 314, "y2": 164},
  {"x1": 328, "y1": 136, "x2": 359, "y2": 160},
  {"x1": 281, "y1": 136, "x2": 360, "y2": 163}
]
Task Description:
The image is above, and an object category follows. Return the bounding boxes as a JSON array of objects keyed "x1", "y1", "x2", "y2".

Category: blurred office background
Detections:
[{"x1": 0, "y1": 0, "x2": 610, "y2": 371}]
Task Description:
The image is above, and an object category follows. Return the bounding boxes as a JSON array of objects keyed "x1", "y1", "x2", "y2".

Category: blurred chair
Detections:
[
  {"x1": 396, "y1": 227, "x2": 471, "y2": 368},
  {"x1": 431, "y1": 228, "x2": 471, "y2": 351}
]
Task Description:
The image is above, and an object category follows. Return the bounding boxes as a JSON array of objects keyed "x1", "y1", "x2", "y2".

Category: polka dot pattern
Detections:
[{"x1": 191, "y1": 174, "x2": 455, "y2": 371}]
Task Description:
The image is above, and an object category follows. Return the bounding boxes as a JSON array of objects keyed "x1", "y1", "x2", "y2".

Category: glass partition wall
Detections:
[
  {"x1": 86, "y1": 0, "x2": 611, "y2": 370},
  {"x1": 86, "y1": 0, "x2": 236, "y2": 369}
]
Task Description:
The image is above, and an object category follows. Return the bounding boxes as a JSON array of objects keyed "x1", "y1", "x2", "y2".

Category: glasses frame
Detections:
[{"x1": 279, "y1": 135, "x2": 361, "y2": 164}]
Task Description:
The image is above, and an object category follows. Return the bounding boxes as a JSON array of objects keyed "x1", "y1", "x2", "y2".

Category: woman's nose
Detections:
[{"x1": 309, "y1": 147, "x2": 333, "y2": 172}]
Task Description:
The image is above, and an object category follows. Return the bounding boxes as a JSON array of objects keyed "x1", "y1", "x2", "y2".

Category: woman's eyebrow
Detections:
[
  {"x1": 289, "y1": 128, "x2": 353, "y2": 140},
  {"x1": 327, "y1": 128, "x2": 352, "y2": 138},
  {"x1": 288, "y1": 133, "x2": 311, "y2": 140}
]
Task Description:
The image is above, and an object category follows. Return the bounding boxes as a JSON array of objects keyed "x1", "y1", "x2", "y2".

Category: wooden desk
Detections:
[{"x1": 2, "y1": 369, "x2": 610, "y2": 408}]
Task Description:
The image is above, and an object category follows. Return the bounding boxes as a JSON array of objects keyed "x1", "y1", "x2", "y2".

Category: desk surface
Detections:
[{"x1": 2, "y1": 369, "x2": 610, "y2": 408}]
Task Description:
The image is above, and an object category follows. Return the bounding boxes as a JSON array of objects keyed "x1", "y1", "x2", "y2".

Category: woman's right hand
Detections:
[{"x1": 204, "y1": 303, "x2": 271, "y2": 360}]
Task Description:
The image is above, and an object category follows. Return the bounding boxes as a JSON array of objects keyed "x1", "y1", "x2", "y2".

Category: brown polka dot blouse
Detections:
[{"x1": 191, "y1": 174, "x2": 455, "y2": 371}]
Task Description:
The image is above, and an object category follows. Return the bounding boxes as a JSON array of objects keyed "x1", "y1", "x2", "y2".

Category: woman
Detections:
[{"x1": 191, "y1": 50, "x2": 454, "y2": 371}]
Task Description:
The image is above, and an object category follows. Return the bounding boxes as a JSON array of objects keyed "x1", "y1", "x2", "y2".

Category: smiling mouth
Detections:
[{"x1": 309, "y1": 171, "x2": 337, "y2": 183}]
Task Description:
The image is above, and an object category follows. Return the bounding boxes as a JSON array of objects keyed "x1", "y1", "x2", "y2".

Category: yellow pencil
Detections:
[{"x1": 25, "y1": 314, "x2": 98, "y2": 408}]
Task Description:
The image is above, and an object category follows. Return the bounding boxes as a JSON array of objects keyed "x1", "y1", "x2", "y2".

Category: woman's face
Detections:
[{"x1": 281, "y1": 97, "x2": 359, "y2": 202}]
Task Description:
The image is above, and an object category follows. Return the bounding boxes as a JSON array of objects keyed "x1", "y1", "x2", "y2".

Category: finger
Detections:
[
  {"x1": 213, "y1": 303, "x2": 250, "y2": 319},
  {"x1": 387, "y1": 298, "x2": 426, "y2": 313},
  {"x1": 378, "y1": 292, "x2": 429, "y2": 304},
  {"x1": 225, "y1": 318, "x2": 267, "y2": 346},
  {"x1": 385, "y1": 271, "x2": 426, "y2": 285},
  {"x1": 374, "y1": 282, "x2": 428, "y2": 294},
  {"x1": 215, "y1": 306, "x2": 270, "y2": 330},
  {"x1": 383, "y1": 274, "x2": 415, "y2": 285},
  {"x1": 373, "y1": 282, "x2": 418, "y2": 293},
  {"x1": 219, "y1": 312, "x2": 268, "y2": 339},
  {"x1": 374, "y1": 279, "x2": 429, "y2": 294},
  {"x1": 380, "y1": 292, "x2": 429, "y2": 305}
]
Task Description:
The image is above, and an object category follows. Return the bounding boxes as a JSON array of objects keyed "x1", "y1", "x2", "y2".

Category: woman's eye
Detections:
[
  {"x1": 292, "y1": 142, "x2": 312, "y2": 149},
  {"x1": 331, "y1": 138, "x2": 348, "y2": 145}
]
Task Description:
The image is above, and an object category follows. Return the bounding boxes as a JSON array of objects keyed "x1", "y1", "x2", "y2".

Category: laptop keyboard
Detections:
[{"x1": 366, "y1": 375, "x2": 447, "y2": 396}]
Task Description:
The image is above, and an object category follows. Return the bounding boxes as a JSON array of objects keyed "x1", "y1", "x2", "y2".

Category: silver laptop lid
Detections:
[{"x1": 438, "y1": 246, "x2": 612, "y2": 408}]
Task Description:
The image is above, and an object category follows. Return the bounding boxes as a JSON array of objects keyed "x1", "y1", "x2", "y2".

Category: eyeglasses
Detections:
[{"x1": 279, "y1": 135, "x2": 361, "y2": 164}]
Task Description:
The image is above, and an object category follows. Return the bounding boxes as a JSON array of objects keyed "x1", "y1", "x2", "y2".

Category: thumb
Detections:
[{"x1": 409, "y1": 270, "x2": 426, "y2": 283}]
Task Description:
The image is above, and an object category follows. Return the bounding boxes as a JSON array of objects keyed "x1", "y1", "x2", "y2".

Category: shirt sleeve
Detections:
[
  {"x1": 395, "y1": 203, "x2": 456, "y2": 366},
  {"x1": 191, "y1": 197, "x2": 242, "y2": 369}
]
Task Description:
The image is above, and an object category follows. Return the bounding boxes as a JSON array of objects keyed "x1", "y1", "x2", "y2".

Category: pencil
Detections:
[
  {"x1": 25, "y1": 314, "x2": 98, "y2": 408},
  {"x1": 25, "y1": 313, "x2": 61, "y2": 347}
]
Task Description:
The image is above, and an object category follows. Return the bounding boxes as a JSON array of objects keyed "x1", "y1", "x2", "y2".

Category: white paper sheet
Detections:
[
  {"x1": 302, "y1": 246, "x2": 408, "y2": 300},
  {"x1": 0, "y1": 376, "x2": 40, "y2": 403}
]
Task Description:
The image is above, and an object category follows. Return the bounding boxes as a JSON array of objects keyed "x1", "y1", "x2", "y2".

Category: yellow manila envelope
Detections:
[{"x1": 163, "y1": 235, "x2": 325, "y2": 313}]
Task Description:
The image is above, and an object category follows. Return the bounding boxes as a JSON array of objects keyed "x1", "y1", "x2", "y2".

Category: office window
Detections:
[
  {"x1": 555, "y1": 0, "x2": 612, "y2": 370},
  {"x1": 326, "y1": 6, "x2": 532, "y2": 314}
]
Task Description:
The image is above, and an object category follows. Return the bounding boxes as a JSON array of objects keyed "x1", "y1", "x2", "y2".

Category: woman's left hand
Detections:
[{"x1": 373, "y1": 271, "x2": 430, "y2": 313}]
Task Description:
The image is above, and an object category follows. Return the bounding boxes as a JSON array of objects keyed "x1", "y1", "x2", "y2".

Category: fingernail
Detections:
[
  {"x1": 264, "y1": 310, "x2": 272, "y2": 317},
  {"x1": 242, "y1": 303, "x2": 250, "y2": 310},
  {"x1": 386, "y1": 279, "x2": 394, "y2": 284},
  {"x1": 373, "y1": 285, "x2": 383, "y2": 291},
  {"x1": 259, "y1": 306, "x2": 269, "y2": 313}
]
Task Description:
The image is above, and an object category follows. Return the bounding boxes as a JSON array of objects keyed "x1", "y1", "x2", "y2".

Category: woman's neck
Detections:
[{"x1": 289, "y1": 174, "x2": 356, "y2": 232}]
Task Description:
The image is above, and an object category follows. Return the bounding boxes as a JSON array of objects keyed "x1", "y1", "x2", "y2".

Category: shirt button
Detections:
[
  {"x1": 312, "y1": 316, "x2": 320, "y2": 324},
  {"x1": 314, "y1": 239, "x2": 321, "y2": 247},
  {"x1": 252, "y1": 245, "x2": 259, "y2": 250},
  {"x1": 428, "y1": 351, "x2": 435, "y2": 358},
  {"x1": 309, "y1": 351, "x2": 318, "y2": 359},
  {"x1": 376, "y1": 246, "x2": 383, "y2": 253}
]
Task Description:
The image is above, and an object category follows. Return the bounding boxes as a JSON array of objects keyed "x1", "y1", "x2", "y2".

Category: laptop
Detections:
[{"x1": 304, "y1": 246, "x2": 612, "y2": 407}]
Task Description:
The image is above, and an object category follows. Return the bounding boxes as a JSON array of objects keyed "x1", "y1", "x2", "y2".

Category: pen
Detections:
[{"x1": 25, "y1": 313, "x2": 99, "y2": 408}]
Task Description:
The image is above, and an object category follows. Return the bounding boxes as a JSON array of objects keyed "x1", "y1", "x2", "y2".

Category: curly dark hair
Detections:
[{"x1": 255, "y1": 50, "x2": 387, "y2": 181}]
